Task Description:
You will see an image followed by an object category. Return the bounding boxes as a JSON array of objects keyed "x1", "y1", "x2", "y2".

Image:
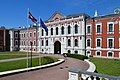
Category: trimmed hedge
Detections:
[{"x1": 63, "y1": 53, "x2": 88, "y2": 60}]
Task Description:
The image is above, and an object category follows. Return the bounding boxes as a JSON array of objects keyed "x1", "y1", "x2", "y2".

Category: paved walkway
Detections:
[{"x1": 0, "y1": 54, "x2": 89, "y2": 80}]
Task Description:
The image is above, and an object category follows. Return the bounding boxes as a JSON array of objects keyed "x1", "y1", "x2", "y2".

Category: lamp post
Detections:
[{"x1": 30, "y1": 41, "x2": 33, "y2": 67}]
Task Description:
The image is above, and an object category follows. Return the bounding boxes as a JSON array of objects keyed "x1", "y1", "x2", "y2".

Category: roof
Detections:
[{"x1": 93, "y1": 13, "x2": 120, "y2": 19}]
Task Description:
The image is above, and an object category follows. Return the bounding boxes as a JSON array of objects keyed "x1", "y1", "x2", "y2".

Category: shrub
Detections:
[{"x1": 63, "y1": 53, "x2": 88, "y2": 60}]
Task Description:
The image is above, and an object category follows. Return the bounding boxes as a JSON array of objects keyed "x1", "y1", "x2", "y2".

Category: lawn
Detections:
[
  {"x1": 0, "y1": 52, "x2": 38, "y2": 60},
  {"x1": 89, "y1": 57, "x2": 120, "y2": 76},
  {"x1": 0, "y1": 56, "x2": 58, "y2": 72}
]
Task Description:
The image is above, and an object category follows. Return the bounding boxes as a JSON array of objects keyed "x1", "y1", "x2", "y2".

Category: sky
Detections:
[{"x1": 0, "y1": 0, "x2": 120, "y2": 28}]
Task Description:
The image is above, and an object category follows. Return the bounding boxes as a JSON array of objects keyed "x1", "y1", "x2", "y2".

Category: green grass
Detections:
[
  {"x1": 0, "y1": 52, "x2": 38, "y2": 60},
  {"x1": 0, "y1": 56, "x2": 58, "y2": 72},
  {"x1": 89, "y1": 57, "x2": 120, "y2": 76}
]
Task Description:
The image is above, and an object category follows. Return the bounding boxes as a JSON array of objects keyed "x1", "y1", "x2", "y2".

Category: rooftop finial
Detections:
[{"x1": 94, "y1": 10, "x2": 98, "y2": 17}]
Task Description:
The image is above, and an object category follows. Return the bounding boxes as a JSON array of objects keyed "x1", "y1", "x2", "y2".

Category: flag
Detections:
[
  {"x1": 28, "y1": 11, "x2": 37, "y2": 23},
  {"x1": 40, "y1": 18, "x2": 48, "y2": 32}
]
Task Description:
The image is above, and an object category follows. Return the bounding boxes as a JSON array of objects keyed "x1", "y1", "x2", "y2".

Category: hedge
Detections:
[{"x1": 63, "y1": 53, "x2": 88, "y2": 60}]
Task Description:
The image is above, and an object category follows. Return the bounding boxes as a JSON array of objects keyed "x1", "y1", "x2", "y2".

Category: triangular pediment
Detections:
[{"x1": 48, "y1": 12, "x2": 65, "y2": 21}]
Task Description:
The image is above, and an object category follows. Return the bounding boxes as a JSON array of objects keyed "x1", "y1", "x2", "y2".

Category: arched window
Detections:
[
  {"x1": 87, "y1": 39, "x2": 91, "y2": 47},
  {"x1": 68, "y1": 25, "x2": 71, "y2": 34},
  {"x1": 56, "y1": 27, "x2": 58, "y2": 35},
  {"x1": 108, "y1": 52, "x2": 113, "y2": 57},
  {"x1": 68, "y1": 39, "x2": 71, "y2": 46},
  {"x1": 75, "y1": 39, "x2": 78, "y2": 46},
  {"x1": 46, "y1": 40, "x2": 48, "y2": 46},
  {"x1": 68, "y1": 50, "x2": 71, "y2": 53},
  {"x1": 42, "y1": 29, "x2": 44, "y2": 36},
  {"x1": 61, "y1": 26, "x2": 64, "y2": 35},
  {"x1": 75, "y1": 24, "x2": 78, "y2": 34},
  {"x1": 51, "y1": 28, "x2": 53, "y2": 35},
  {"x1": 74, "y1": 51, "x2": 78, "y2": 54}
]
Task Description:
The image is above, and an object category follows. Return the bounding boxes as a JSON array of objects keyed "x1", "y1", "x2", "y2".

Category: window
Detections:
[
  {"x1": 68, "y1": 25, "x2": 71, "y2": 34},
  {"x1": 68, "y1": 39, "x2": 71, "y2": 46},
  {"x1": 46, "y1": 40, "x2": 48, "y2": 46},
  {"x1": 87, "y1": 39, "x2": 91, "y2": 47},
  {"x1": 74, "y1": 51, "x2": 78, "y2": 54},
  {"x1": 108, "y1": 52, "x2": 113, "y2": 57},
  {"x1": 96, "y1": 25, "x2": 101, "y2": 33},
  {"x1": 30, "y1": 33, "x2": 32, "y2": 37},
  {"x1": 46, "y1": 31, "x2": 48, "y2": 36},
  {"x1": 24, "y1": 33, "x2": 25, "y2": 37},
  {"x1": 108, "y1": 24, "x2": 113, "y2": 32},
  {"x1": 56, "y1": 27, "x2": 58, "y2": 35},
  {"x1": 41, "y1": 40, "x2": 44, "y2": 46},
  {"x1": 96, "y1": 39, "x2": 101, "y2": 47},
  {"x1": 68, "y1": 50, "x2": 71, "y2": 53},
  {"x1": 96, "y1": 51, "x2": 101, "y2": 56},
  {"x1": 15, "y1": 40, "x2": 18, "y2": 45},
  {"x1": 42, "y1": 29, "x2": 44, "y2": 36},
  {"x1": 108, "y1": 39, "x2": 113, "y2": 48},
  {"x1": 87, "y1": 26, "x2": 91, "y2": 34},
  {"x1": 15, "y1": 33, "x2": 18, "y2": 38},
  {"x1": 61, "y1": 26, "x2": 64, "y2": 35},
  {"x1": 75, "y1": 24, "x2": 78, "y2": 34},
  {"x1": 75, "y1": 39, "x2": 78, "y2": 46},
  {"x1": 51, "y1": 28, "x2": 53, "y2": 35},
  {"x1": 108, "y1": 22, "x2": 114, "y2": 33},
  {"x1": 34, "y1": 32, "x2": 36, "y2": 37},
  {"x1": 34, "y1": 41, "x2": 36, "y2": 46}
]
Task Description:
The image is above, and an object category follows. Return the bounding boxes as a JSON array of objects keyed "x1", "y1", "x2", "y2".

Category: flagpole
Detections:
[
  {"x1": 38, "y1": 16, "x2": 41, "y2": 66},
  {"x1": 26, "y1": 8, "x2": 29, "y2": 71}
]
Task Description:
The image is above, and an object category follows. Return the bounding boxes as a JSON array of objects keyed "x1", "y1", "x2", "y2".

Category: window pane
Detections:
[
  {"x1": 68, "y1": 26, "x2": 71, "y2": 34},
  {"x1": 87, "y1": 26, "x2": 91, "y2": 34},
  {"x1": 75, "y1": 25, "x2": 78, "y2": 34},
  {"x1": 108, "y1": 39, "x2": 113, "y2": 48},
  {"x1": 56, "y1": 27, "x2": 58, "y2": 35},
  {"x1": 109, "y1": 24, "x2": 113, "y2": 32},
  {"x1": 97, "y1": 39, "x2": 100, "y2": 47},
  {"x1": 97, "y1": 25, "x2": 101, "y2": 33},
  {"x1": 61, "y1": 26, "x2": 64, "y2": 35}
]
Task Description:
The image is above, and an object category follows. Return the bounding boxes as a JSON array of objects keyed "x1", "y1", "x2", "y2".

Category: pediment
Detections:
[{"x1": 48, "y1": 12, "x2": 65, "y2": 21}]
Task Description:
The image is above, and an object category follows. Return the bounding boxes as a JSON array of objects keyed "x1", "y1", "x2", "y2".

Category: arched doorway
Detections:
[{"x1": 54, "y1": 41, "x2": 61, "y2": 54}]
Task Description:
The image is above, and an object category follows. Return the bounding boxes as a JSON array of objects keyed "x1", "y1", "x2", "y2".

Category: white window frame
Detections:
[
  {"x1": 107, "y1": 38, "x2": 114, "y2": 48},
  {"x1": 86, "y1": 50, "x2": 91, "y2": 57},
  {"x1": 96, "y1": 51, "x2": 101, "y2": 57},
  {"x1": 96, "y1": 38, "x2": 102, "y2": 48},
  {"x1": 107, "y1": 51, "x2": 114, "y2": 58},
  {"x1": 86, "y1": 24, "x2": 92, "y2": 34},
  {"x1": 96, "y1": 23, "x2": 102, "y2": 34},
  {"x1": 107, "y1": 22, "x2": 114, "y2": 34}
]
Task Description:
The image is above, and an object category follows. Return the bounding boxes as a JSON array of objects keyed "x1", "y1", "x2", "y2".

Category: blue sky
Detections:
[{"x1": 0, "y1": 0, "x2": 120, "y2": 28}]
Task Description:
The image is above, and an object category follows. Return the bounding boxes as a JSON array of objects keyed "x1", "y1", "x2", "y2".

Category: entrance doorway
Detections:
[{"x1": 54, "y1": 41, "x2": 61, "y2": 54}]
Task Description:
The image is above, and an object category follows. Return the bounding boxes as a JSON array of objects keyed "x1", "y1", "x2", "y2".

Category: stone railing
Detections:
[{"x1": 68, "y1": 68, "x2": 120, "y2": 80}]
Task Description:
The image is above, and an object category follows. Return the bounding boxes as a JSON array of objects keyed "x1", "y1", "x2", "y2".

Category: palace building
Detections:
[{"x1": 3, "y1": 9, "x2": 120, "y2": 58}]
